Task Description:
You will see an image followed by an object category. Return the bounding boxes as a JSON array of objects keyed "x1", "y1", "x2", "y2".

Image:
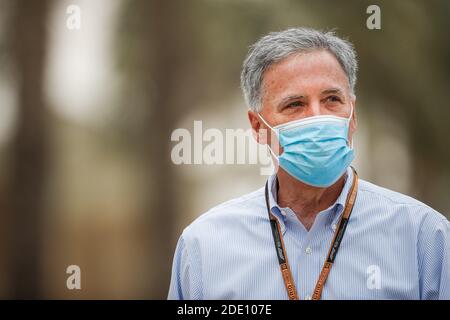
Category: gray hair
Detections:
[{"x1": 240, "y1": 28, "x2": 358, "y2": 112}]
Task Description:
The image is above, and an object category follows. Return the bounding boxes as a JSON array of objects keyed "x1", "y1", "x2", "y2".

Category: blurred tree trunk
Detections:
[
  {"x1": 117, "y1": 0, "x2": 264, "y2": 297},
  {"x1": 137, "y1": 0, "x2": 190, "y2": 298},
  {"x1": 7, "y1": 0, "x2": 51, "y2": 298}
]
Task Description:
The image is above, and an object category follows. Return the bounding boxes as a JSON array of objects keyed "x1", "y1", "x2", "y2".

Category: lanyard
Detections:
[{"x1": 265, "y1": 166, "x2": 359, "y2": 300}]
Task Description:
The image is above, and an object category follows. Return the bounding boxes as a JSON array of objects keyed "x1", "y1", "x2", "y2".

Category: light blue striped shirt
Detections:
[{"x1": 168, "y1": 167, "x2": 450, "y2": 300}]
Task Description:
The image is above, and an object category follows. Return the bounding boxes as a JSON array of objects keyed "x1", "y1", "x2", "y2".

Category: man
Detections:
[{"x1": 168, "y1": 28, "x2": 450, "y2": 300}]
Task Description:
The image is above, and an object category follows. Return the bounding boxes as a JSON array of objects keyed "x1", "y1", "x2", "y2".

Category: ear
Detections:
[
  {"x1": 248, "y1": 110, "x2": 268, "y2": 144},
  {"x1": 350, "y1": 96, "x2": 357, "y2": 132},
  {"x1": 348, "y1": 97, "x2": 357, "y2": 146}
]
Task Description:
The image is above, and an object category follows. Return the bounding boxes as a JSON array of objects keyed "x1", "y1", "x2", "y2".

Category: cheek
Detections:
[{"x1": 265, "y1": 130, "x2": 283, "y2": 155}]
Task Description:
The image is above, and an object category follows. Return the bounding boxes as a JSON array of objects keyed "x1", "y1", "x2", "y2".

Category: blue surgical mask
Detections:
[{"x1": 259, "y1": 108, "x2": 355, "y2": 187}]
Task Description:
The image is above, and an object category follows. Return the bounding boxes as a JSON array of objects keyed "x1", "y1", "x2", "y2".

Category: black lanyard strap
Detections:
[{"x1": 265, "y1": 166, "x2": 359, "y2": 300}]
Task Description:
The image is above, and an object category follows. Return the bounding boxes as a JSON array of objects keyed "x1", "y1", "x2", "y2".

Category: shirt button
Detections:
[
  {"x1": 305, "y1": 295, "x2": 312, "y2": 300},
  {"x1": 331, "y1": 223, "x2": 337, "y2": 231},
  {"x1": 305, "y1": 246, "x2": 312, "y2": 254},
  {"x1": 272, "y1": 207, "x2": 282, "y2": 216}
]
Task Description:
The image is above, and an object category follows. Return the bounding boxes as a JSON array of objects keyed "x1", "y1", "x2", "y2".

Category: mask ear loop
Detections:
[{"x1": 258, "y1": 113, "x2": 280, "y2": 159}]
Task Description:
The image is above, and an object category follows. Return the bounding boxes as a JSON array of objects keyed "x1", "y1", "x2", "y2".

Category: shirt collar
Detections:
[{"x1": 267, "y1": 167, "x2": 355, "y2": 230}]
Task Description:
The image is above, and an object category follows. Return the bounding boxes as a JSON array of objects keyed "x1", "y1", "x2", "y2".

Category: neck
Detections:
[{"x1": 276, "y1": 169, "x2": 346, "y2": 231}]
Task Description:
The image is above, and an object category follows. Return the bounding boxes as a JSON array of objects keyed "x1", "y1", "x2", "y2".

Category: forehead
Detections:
[{"x1": 261, "y1": 50, "x2": 349, "y2": 102}]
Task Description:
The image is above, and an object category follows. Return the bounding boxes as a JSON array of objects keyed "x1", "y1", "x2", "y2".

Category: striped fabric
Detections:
[{"x1": 168, "y1": 167, "x2": 450, "y2": 300}]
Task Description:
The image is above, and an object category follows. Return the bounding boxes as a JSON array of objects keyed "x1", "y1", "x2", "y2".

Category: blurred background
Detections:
[{"x1": 0, "y1": 0, "x2": 448, "y2": 299}]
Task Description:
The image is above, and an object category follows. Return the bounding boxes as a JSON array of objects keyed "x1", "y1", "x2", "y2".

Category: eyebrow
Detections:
[
  {"x1": 321, "y1": 88, "x2": 345, "y2": 96},
  {"x1": 276, "y1": 88, "x2": 346, "y2": 109}
]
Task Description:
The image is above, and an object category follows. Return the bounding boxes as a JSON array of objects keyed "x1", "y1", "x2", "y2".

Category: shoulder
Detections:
[
  {"x1": 357, "y1": 178, "x2": 448, "y2": 232},
  {"x1": 180, "y1": 186, "x2": 267, "y2": 244},
  {"x1": 359, "y1": 179, "x2": 432, "y2": 208}
]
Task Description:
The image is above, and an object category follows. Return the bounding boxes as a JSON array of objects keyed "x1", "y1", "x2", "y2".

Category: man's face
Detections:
[{"x1": 248, "y1": 49, "x2": 357, "y2": 151}]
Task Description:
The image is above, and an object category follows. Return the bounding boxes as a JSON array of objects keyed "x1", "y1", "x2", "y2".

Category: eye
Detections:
[
  {"x1": 325, "y1": 95, "x2": 342, "y2": 103},
  {"x1": 286, "y1": 101, "x2": 304, "y2": 108}
]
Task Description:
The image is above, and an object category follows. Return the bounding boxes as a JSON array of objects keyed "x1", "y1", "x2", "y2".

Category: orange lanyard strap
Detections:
[{"x1": 265, "y1": 167, "x2": 359, "y2": 300}]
